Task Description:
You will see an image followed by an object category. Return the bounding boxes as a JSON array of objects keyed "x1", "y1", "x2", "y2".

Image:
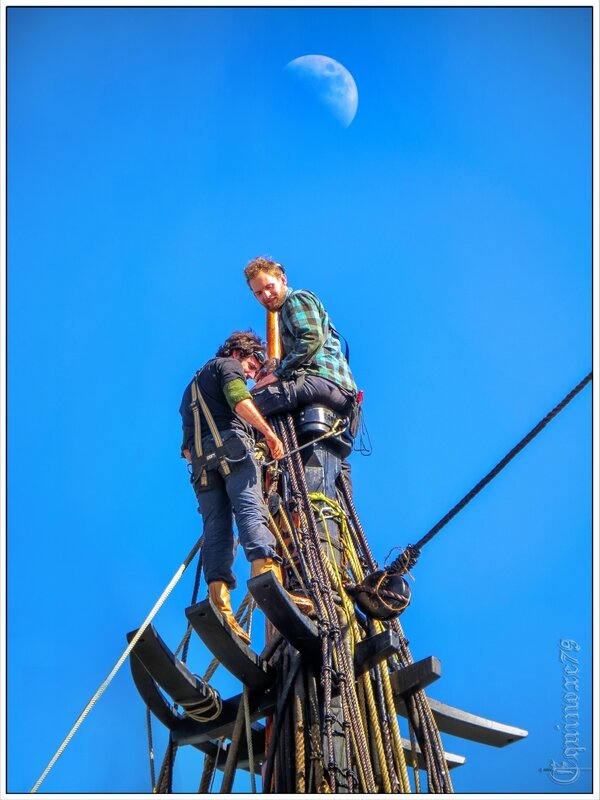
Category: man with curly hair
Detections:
[{"x1": 179, "y1": 330, "x2": 312, "y2": 644}]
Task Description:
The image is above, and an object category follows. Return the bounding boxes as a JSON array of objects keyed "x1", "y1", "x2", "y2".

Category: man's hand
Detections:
[
  {"x1": 255, "y1": 357, "x2": 279, "y2": 384},
  {"x1": 183, "y1": 449, "x2": 192, "y2": 463},
  {"x1": 234, "y1": 398, "x2": 284, "y2": 459},
  {"x1": 253, "y1": 372, "x2": 279, "y2": 392},
  {"x1": 264, "y1": 430, "x2": 284, "y2": 460}
]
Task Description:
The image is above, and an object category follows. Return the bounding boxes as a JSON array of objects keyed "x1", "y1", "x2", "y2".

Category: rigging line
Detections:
[
  {"x1": 261, "y1": 417, "x2": 348, "y2": 466},
  {"x1": 30, "y1": 534, "x2": 204, "y2": 794},
  {"x1": 391, "y1": 371, "x2": 592, "y2": 572},
  {"x1": 146, "y1": 707, "x2": 156, "y2": 791}
]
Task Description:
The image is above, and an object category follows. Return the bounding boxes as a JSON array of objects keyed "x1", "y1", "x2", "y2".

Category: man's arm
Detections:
[
  {"x1": 234, "y1": 398, "x2": 284, "y2": 460},
  {"x1": 275, "y1": 291, "x2": 327, "y2": 378}
]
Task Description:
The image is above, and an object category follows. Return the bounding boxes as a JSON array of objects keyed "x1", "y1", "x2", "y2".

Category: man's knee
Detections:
[
  {"x1": 253, "y1": 380, "x2": 298, "y2": 417},
  {"x1": 299, "y1": 376, "x2": 354, "y2": 416}
]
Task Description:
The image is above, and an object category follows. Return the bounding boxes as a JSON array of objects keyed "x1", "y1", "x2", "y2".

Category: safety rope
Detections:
[{"x1": 30, "y1": 534, "x2": 204, "y2": 793}]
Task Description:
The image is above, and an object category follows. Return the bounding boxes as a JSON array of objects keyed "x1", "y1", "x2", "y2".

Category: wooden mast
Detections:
[
  {"x1": 262, "y1": 308, "x2": 280, "y2": 791},
  {"x1": 266, "y1": 310, "x2": 280, "y2": 360}
]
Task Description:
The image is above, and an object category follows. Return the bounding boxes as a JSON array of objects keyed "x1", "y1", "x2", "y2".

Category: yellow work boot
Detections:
[
  {"x1": 251, "y1": 558, "x2": 315, "y2": 615},
  {"x1": 208, "y1": 581, "x2": 250, "y2": 645}
]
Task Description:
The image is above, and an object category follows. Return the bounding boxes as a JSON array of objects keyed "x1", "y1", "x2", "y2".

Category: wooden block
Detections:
[
  {"x1": 389, "y1": 656, "x2": 442, "y2": 696},
  {"x1": 354, "y1": 629, "x2": 401, "y2": 674}
]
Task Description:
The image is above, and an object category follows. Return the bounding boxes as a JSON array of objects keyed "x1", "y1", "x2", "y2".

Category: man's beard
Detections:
[{"x1": 265, "y1": 293, "x2": 285, "y2": 311}]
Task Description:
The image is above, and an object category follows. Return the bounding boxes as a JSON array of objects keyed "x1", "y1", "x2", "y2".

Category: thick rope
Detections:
[
  {"x1": 391, "y1": 371, "x2": 592, "y2": 572},
  {"x1": 155, "y1": 734, "x2": 177, "y2": 793},
  {"x1": 408, "y1": 719, "x2": 422, "y2": 793},
  {"x1": 145, "y1": 707, "x2": 156, "y2": 791},
  {"x1": 293, "y1": 668, "x2": 307, "y2": 792},
  {"x1": 283, "y1": 416, "x2": 378, "y2": 792},
  {"x1": 306, "y1": 667, "x2": 327, "y2": 792},
  {"x1": 243, "y1": 687, "x2": 256, "y2": 792},
  {"x1": 339, "y1": 466, "x2": 451, "y2": 792},
  {"x1": 220, "y1": 696, "x2": 247, "y2": 793},
  {"x1": 261, "y1": 648, "x2": 304, "y2": 793},
  {"x1": 198, "y1": 753, "x2": 217, "y2": 794}
]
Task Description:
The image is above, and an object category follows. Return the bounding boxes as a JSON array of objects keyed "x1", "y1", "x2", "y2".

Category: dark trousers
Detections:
[{"x1": 253, "y1": 374, "x2": 355, "y2": 419}]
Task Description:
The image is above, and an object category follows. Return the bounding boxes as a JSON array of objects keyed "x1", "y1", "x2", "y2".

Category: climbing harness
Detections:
[{"x1": 189, "y1": 373, "x2": 250, "y2": 487}]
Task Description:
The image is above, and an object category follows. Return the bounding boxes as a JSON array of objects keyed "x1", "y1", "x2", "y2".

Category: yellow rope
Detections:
[
  {"x1": 309, "y1": 491, "x2": 418, "y2": 793},
  {"x1": 267, "y1": 509, "x2": 308, "y2": 589},
  {"x1": 358, "y1": 669, "x2": 392, "y2": 792},
  {"x1": 373, "y1": 620, "x2": 412, "y2": 792},
  {"x1": 307, "y1": 490, "x2": 452, "y2": 792},
  {"x1": 310, "y1": 496, "x2": 381, "y2": 792},
  {"x1": 294, "y1": 672, "x2": 307, "y2": 792},
  {"x1": 409, "y1": 720, "x2": 422, "y2": 793}
]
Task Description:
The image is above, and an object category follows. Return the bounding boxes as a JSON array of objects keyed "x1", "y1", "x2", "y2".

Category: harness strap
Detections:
[
  {"x1": 190, "y1": 375, "x2": 231, "y2": 481},
  {"x1": 190, "y1": 381, "x2": 203, "y2": 457}
]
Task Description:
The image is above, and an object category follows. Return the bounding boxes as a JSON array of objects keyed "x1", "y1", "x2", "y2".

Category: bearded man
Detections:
[{"x1": 244, "y1": 257, "x2": 358, "y2": 429}]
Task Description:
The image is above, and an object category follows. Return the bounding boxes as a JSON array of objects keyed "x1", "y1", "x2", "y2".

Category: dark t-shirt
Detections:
[{"x1": 179, "y1": 357, "x2": 251, "y2": 453}]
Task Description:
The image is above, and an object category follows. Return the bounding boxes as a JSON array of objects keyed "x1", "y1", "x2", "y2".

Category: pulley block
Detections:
[{"x1": 346, "y1": 569, "x2": 411, "y2": 621}]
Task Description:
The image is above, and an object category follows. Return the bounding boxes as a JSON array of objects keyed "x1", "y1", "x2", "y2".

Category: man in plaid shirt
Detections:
[{"x1": 244, "y1": 256, "x2": 358, "y2": 434}]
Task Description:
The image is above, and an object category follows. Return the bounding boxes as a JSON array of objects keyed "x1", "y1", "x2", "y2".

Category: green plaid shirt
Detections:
[{"x1": 274, "y1": 287, "x2": 357, "y2": 393}]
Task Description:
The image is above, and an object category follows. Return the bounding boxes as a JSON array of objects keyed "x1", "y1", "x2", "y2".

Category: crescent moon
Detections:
[{"x1": 285, "y1": 54, "x2": 358, "y2": 127}]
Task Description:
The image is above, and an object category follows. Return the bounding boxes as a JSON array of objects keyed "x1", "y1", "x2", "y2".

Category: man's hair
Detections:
[
  {"x1": 216, "y1": 329, "x2": 266, "y2": 359},
  {"x1": 244, "y1": 256, "x2": 286, "y2": 284}
]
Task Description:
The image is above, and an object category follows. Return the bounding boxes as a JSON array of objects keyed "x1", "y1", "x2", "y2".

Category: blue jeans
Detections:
[{"x1": 192, "y1": 442, "x2": 278, "y2": 588}]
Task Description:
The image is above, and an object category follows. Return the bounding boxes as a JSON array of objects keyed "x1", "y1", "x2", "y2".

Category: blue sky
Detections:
[{"x1": 4, "y1": 5, "x2": 595, "y2": 796}]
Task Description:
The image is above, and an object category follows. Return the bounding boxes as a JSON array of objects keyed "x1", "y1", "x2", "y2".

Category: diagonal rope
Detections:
[
  {"x1": 390, "y1": 371, "x2": 592, "y2": 573},
  {"x1": 30, "y1": 534, "x2": 204, "y2": 793}
]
